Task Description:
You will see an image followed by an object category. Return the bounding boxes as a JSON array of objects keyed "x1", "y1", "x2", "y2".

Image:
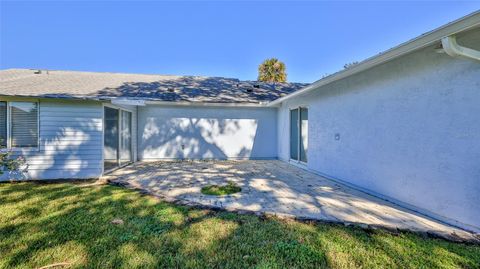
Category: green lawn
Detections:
[{"x1": 1, "y1": 183, "x2": 479, "y2": 269}]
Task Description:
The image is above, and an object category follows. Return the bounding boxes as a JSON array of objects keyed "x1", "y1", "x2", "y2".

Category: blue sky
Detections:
[{"x1": 1, "y1": 1, "x2": 479, "y2": 83}]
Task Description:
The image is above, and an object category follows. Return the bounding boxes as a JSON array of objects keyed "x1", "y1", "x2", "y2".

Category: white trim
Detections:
[
  {"x1": 111, "y1": 98, "x2": 146, "y2": 106},
  {"x1": 268, "y1": 11, "x2": 480, "y2": 107},
  {"x1": 144, "y1": 100, "x2": 269, "y2": 107},
  {"x1": 103, "y1": 102, "x2": 135, "y2": 113}
]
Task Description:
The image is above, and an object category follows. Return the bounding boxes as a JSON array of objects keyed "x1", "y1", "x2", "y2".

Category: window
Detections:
[
  {"x1": 0, "y1": 101, "x2": 39, "y2": 148},
  {"x1": 0, "y1": 102, "x2": 7, "y2": 147},
  {"x1": 290, "y1": 107, "x2": 308, "y2": 163}
]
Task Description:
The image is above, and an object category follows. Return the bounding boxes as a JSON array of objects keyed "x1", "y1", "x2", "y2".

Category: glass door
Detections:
[
  {"x1": 104, "y1": 107, "x2": 133, "y2": 171},
  {"x1": 290, "y1": 109, "x2": 299, "y2": 161},
  {"x1": 119, "y1": 110, "x2": 132, "y2": 166},
  {"x1": 104, "y1": 107, "x2": 119, "y2": 171},
  {"x1": 290, "y1": 107, "x2": 308, "y2": 163}
]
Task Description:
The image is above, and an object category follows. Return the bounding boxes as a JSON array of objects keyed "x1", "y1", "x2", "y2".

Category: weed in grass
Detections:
[{"x1": 201, "y1": 182, "x2": 241, "y2": 196}]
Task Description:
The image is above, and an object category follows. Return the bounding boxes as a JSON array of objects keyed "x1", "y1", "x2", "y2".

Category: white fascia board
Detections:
[
  {"x1": 144, "y1": 100, "x2": 270, "y2": 108},
  {"x1": 268, "y1": 11, "x2": 480, "y2": 107},
  {"x1": 111, "y1": 98, "x2": 146, "y2": 106}
]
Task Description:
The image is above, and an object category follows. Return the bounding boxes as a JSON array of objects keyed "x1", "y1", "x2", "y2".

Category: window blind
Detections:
[
  {"x1": 10, "y1": 102, "x2": 38, "y2": 147},
  {"x1": 0, "y1": 102, "x2": 6, "y2": 147}
]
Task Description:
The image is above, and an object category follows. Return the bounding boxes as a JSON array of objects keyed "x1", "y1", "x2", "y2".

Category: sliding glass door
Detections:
[
  {"x1": 119, "y1": 110, "x2": 132, "y2": 166},
  {"x1": 104, "y1": 107, "x2": 132, "y2": 171},
  {"x1": 104, "y1": 107, "x2": 119, "y2": 171},
  {"x1": 290, "y1": 107, "x2": 308, "y2": 163}
]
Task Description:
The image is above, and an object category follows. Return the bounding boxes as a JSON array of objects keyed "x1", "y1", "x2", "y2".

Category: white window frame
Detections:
[{"x1": 0, "y1": 100, "x2": 40, "y2": 150}]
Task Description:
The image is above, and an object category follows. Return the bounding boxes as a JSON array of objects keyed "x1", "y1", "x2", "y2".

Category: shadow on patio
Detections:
[{"x1": 106, "y1": 160, "x2": 479, "y2": 243}]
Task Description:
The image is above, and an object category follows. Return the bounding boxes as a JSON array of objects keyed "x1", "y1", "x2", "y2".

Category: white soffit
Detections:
[{"x1": 111, "y1": 98, "x2": 146, "y2": 106}]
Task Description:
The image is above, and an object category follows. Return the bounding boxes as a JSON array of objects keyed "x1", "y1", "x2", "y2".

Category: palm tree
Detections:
[{"x1": 258, "y1": 58, "x2": 287, "y2": 83}]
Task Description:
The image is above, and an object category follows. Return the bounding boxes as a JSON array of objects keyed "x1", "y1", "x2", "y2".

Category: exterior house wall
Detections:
[
  {"x1": 277, "y1": 29, "x2": 480, "y2": 232},
  {"x1": 1, "y1": 99, "x2": 104, "y2": 180},
  {"x1": 137, "y1": 105, "x2": 277, "y2": 160}
]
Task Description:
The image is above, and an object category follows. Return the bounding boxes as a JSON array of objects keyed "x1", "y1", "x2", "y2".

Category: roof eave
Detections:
[
  {"x1": 268, "y1": 11, "x2": 480, "y2": 107},
  {"x1": 0, "y1": 94, "x2": 278, "y2": 107},
  {"x1": 144, "y1": 100, "x2": 271, "y2": 107},
  {"x1": 0, "y1": 94, "x2": 103, "y2": 101}
]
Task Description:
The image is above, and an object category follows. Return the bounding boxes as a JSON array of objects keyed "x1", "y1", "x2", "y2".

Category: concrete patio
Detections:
[{"x1": 106, "y1": 160, "x2": 479, "y2": 242}]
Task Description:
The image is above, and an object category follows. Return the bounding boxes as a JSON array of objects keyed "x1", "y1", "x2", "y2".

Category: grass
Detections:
[
  {"x1": 0, "y1": 183, "x2": 479, "y2": 269},
  {"x1": 201, "y1": 182, "x2": 241, "y2": 196}
]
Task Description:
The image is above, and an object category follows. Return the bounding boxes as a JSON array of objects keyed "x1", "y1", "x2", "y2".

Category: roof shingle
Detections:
[{"x1": 0, "y1": 69, "x2": 308, "y2": 104}]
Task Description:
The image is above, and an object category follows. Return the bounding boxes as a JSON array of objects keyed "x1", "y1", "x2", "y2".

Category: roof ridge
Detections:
[
  {"x1": 8, "y1": 68, "x2": 184, "y2": 78},
  {"x1": 0, "y1": 68, "x2": 308, "y2": 84}
]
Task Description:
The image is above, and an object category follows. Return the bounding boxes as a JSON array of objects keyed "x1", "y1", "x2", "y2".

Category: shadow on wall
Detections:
[
  {"x1": 1, "y1": 103, "x2": 102, "y2": 181},
  {"x1": 140, "y1": 116, "x2": 268, "y2": 160},
  {"x1": 37, "y1": 120, "x2": 101, "y2": 179}
]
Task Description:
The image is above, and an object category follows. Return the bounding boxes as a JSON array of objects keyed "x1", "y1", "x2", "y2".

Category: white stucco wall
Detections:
[
  {"x1": 278, "y1": 29, "x2": 480, "y2": 232},
  {"x1": 138, "y1": 105, "x2": 277, "y2": 160},
  {"x1": 0, "y1": 99, "x2": 104, "y2": 180}
]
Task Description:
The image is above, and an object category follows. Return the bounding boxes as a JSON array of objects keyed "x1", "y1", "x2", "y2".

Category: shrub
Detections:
[{"x1": 0, "y1": 141, "x2": 27, "y2": 177}]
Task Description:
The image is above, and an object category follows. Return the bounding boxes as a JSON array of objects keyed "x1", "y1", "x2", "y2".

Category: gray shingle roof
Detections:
[{"x1": 0, "y1": 69, "x2": 308, "y2": 104}]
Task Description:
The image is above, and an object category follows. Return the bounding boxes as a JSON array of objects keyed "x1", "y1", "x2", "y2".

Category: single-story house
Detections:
[{"x1": 1, "y1": 12, "x2": 479, "y2": 232}]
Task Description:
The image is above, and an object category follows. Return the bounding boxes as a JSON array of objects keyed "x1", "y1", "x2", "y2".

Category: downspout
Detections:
[{"x1": 441, "y1": 35, "x2": 480, "y2": 61}]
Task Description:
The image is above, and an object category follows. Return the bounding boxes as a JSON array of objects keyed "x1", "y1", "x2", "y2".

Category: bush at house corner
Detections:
[{"x1": 0, "y1": 141, "x2": 27, "y2": 177}]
